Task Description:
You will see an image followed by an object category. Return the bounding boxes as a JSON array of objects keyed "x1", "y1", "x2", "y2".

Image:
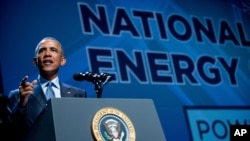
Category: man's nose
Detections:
[{"x1": 44, "y1": 49, "x2": 51, "y2": 56}]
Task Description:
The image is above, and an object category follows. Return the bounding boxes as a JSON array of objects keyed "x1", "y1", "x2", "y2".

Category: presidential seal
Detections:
[{"x1": 92, "y1": 107, "x2": 136, "y2": 141}]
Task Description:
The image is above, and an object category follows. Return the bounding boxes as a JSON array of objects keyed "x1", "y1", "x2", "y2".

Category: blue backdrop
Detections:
[{"x1": 1, "y1": 0, "x2": 250, "y2": 140}]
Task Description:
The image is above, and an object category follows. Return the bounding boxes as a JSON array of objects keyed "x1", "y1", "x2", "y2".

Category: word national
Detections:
[{"x1": 78, "y1": 3, "x2": 250, "y2": 47}]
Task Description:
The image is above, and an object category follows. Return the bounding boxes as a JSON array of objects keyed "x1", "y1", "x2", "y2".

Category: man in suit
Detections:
[{"x1": 7, "y1": 37, "x2": 87, "y2": 140}]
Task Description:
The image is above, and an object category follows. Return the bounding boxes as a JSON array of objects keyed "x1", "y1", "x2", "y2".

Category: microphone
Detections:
[
  {"x1": 73, "y1": 72, "x2": 113, "y2": 98},
  {"x1": 73, "y1": 72, "x2": 94, "y2": 81},
  {"x1": 73, "y1": 72, "x2": 113, "y2": 84},
  {"x1": 100, "y1": 73, "x2": 113, "y2": 85}
]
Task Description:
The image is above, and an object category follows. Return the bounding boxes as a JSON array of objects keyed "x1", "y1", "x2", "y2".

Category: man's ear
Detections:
[
  {"x1": 60, "y1": 56, "x2": 66, "y2": 66},
  {"x1": 33, "y1": 57, "x2": 38, "y2": 66}
]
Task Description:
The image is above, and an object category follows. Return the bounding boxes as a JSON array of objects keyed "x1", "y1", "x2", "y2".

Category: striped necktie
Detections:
[{"x1": 46, "y1": 82, "x2": 55, "y2": 100}]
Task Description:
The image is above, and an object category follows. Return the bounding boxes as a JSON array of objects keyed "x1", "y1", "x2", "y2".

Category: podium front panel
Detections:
[{"x1": 26, "y1": 98, "x2": 166, "y2": 141}]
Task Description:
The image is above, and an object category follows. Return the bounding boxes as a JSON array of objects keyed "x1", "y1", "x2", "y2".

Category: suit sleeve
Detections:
[{"x1": 7, "y1": 89, "x2": 30, "y2": 139}]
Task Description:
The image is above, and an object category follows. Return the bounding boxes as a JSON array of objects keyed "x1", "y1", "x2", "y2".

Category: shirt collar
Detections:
[{"x1": 38, "y1": 75, "x2": 60, "y2": 89}]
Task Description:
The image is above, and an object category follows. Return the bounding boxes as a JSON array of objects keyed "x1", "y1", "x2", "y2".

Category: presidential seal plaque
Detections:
[{"x1": 92, "y1": 107, "x2": 136, "y2": 141}]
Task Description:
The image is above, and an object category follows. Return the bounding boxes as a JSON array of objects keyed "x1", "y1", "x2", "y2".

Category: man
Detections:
[{"x1": 7, "y1": 37, "x2": 87, "y2": 140}]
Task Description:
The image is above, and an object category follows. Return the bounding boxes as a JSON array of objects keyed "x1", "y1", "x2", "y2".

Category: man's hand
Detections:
[{"x1": 19, "y1": 76, "x2": 37, "y2": 107}]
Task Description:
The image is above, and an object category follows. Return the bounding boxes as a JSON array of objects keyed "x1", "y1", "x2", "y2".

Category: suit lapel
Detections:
[
  {"x1": 60, "y1": 82, "x2": 74, "y2": 97},
  {"x1": 31, "y1": 84, "x2": 47, "y2": 107}
]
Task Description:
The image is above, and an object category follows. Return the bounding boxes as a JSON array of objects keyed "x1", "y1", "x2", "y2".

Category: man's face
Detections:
[{"x1": 34, "y1": 39, "x2": 66, "y2": 76}]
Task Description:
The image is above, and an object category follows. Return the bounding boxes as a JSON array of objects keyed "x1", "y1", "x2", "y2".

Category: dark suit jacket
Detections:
[{"x1": 7, "y1": 82, "x2": 86, "y2": 140}]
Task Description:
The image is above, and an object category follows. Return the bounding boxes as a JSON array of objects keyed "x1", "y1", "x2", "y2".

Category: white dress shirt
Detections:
[{"x1": 38, "y1": 75, "x2": 61, "y2": 98}]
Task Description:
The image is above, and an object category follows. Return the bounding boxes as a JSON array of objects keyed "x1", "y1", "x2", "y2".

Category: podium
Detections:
[{"x1": 24, "y1": 98, "x2": 166, "y2": 141}]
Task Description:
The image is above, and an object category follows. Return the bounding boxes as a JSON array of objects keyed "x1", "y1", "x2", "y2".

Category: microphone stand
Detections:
[
  {"x1": 93, "y1": 79, "x2": 103, "y2": 98},
  {"x1": 92, "y1": 73, "x2": 112, "y2": 98}
]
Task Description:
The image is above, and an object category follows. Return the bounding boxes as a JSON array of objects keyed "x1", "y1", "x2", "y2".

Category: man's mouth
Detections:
[{"x1": 43, "y1": 59, "x2": 53, "y2": 65}]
